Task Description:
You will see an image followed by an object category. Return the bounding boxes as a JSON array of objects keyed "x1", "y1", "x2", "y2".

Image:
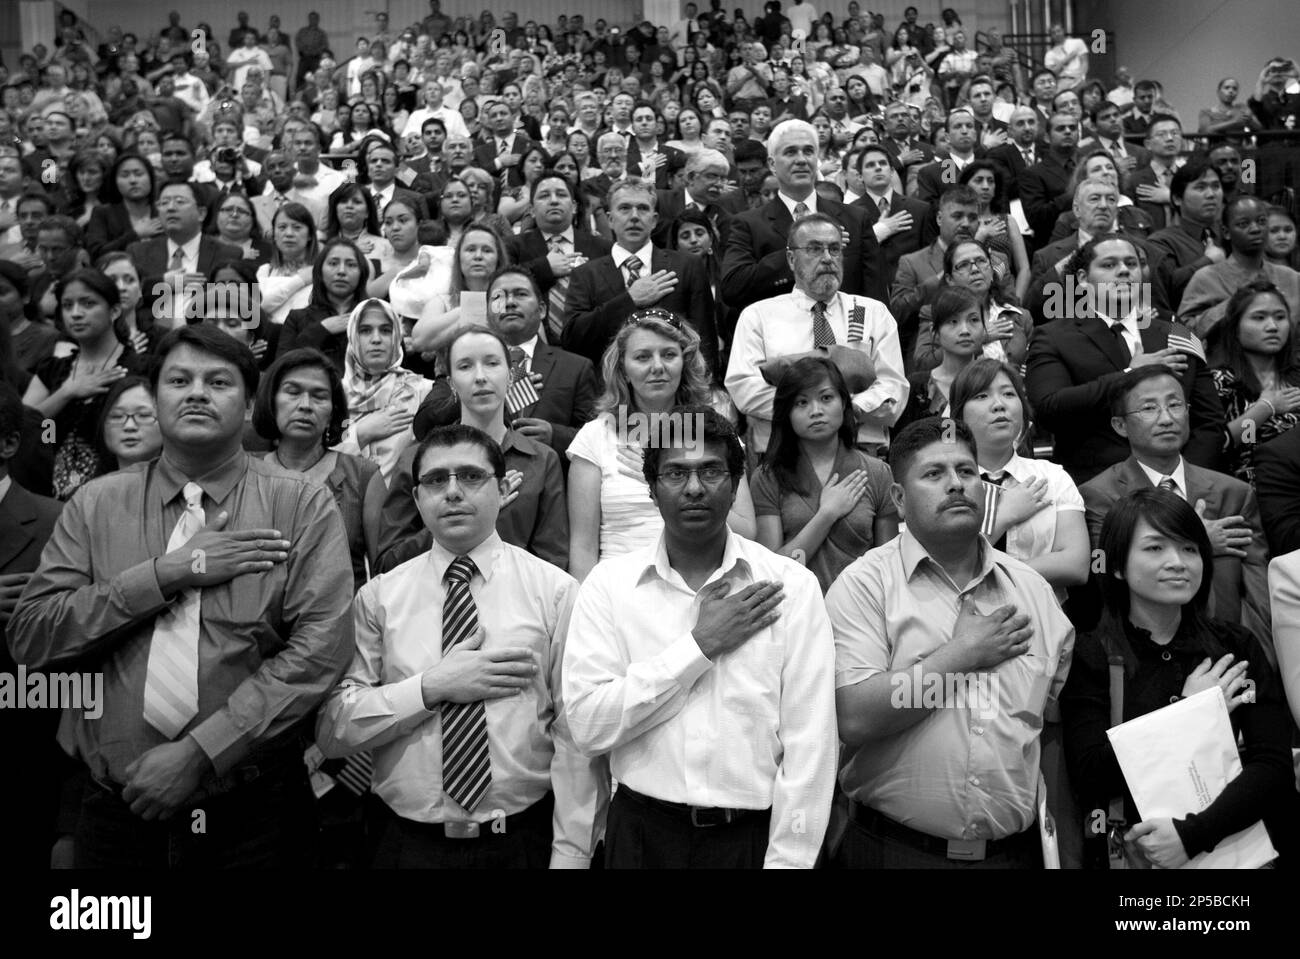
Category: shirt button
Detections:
[{"x1": 1161, "y1": 651, "x2": 1172, "y2": 661}]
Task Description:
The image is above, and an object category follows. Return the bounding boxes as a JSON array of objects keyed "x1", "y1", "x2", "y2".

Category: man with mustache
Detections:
[
  {"x1": 825, "y1": 417, "x2": 1075, "y2": 868},
  {"x1": 727, "y1": 212, "x2": 906, "y2": 457}
]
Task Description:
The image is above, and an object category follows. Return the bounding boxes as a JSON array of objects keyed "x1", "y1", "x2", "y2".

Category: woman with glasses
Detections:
[
  {"x1": 96, "y1": 375, "x2": 162, "y2": 469},
  {"x1": 1061, "y1": 488, "x2": 1295, "y2": 868},
  {"x1": 950, "y1": 357, "x2": 1089, "y2": 596},
  {"x1": 1210, "y1": 279, "x2": 1300, "y2": 484},
  {"x1": 567, "y1": 310, "x2": 755, "y2": 582},
  {"x1": 207, "y1": 191, "x2": 272, "y2": 266},
  {"x1": 912, "y1": 239, "x2": 1031, "y2": 372},
  {"x1": 752, "y1": 357, "x2": 898, "y2": 593},
  {"x1": 959, "y1": 159, "x2": 1030, "y2": 302},
  {"x1": 253, "y1": 347, "x2": 384, "y2": 589}
]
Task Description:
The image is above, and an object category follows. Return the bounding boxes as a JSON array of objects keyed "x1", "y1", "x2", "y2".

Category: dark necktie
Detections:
[
  {"x1": 1109, "y1": 320, "x2": 1132, "y2": 365},
  {"x1": 793, "y1": 201, "x2": 810, "y2": 219},
  {"x1": 624, "y1": 254, "x2": 643, "y2": 288},
  {"x1": 981, "y1": 472, "x2": 1009, "y2": 551},
  {"x1": 1157, "y1": 476, "x2": 1179, "y2": 495},
  {"x1": 440, "y1": 556, "x2": 492, "y2": 812},
  {"x1": 812, "y1": 300, "x2": 836, "y2": 348}
]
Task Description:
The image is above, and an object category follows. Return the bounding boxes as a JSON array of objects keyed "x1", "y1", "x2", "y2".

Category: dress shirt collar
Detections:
[
  {"x1": 790, "y1": 287, "x2": 841, "y2": 313},
  {"x1": 542, "y1": 225, "x2": 575, "y2": 246},
  {"x1": 1077, "y1": 228, "x2": 1094, "y2": 247},
  {"x1": 1096, "y1": 306, "x2": 1141, "y2": 339},
  {"x1": 1135, "y1": 456, "x2": 1187, "y2": 497},
  {"x1": 899, "y1": 527, "x2": 996, "y2": 589},
  {"x1": 0, "y1": 474, "x2": 11, "y2": 507},
  {"x1": 612, "y1": 241, "x2": 654, "y2": 268},
  {"x1": 156, "y1": 448, "x2": 248, "y2": 508},
  {"x1": 987, "y1": 452, "x2": 1031, "y2": 483},
  {"x1": 639, "y1": 527, "x2": 754, "y2": 592},
  {"x1": 864, "y1": 188, "x2": 892, "y2": 208},
  {"x1": 425, "y1": 530, "x2": 505, "y2": 584},
  {"x1": 168, "y1": 233, "x2": 202, "y2": 266},
  {"x1": 514, "y1": 335, "x2": 539, "y2": 365},
  {"x1": 684, "y1": 188, "x2": 710, "y2": 209},
  {"x1": 778, "y1": 191, "x2": 817, "y2": 218}
]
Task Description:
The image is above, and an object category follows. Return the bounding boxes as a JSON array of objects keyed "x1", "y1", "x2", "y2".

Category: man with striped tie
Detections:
[
  {"x1": 9, "y1": 325, "x2": 355, "y2": 868},
  {"x1": 317, "y1": 425, "x2": 608, "y2": 868}
]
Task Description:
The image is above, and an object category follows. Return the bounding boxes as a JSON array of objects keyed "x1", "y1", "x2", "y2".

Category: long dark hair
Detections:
[
  {"x1": 1211, "y1": 278, "x2": 1300, "y2": 394},
  {"x1": 102, "y1": 150, "x2": 157, "y2": 207},
  {"x1": 950, "y1": 356, "x2": 1034, "y2": 454},
  {"x1": 308, "y1": 238, "x2": 370, "y2": 312},
  {"x1": 761, "y1": 356, "x2": 858, "y2": 497},
  {"x1": 958, "y1": 159, "x2": 1010, "y2": 215},
  {"x1": 326, "y1": 181, "x2": 381, "y2": 239},
  {"x1": 252, "y1": 347, "x2": 348, "y2": 447},
  {"x1": 1097, "y1": 488, "x2": 1221, "y2": 678},
  {"x1": 94, "y1": 374, "x2": 153, "y2": 467}
]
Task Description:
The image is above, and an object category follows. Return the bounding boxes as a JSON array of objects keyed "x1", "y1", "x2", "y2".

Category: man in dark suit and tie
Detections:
[
  {"x1": 0, "y1": 382, "x2": 64, "y2": 868},
  {"x1": 1026, "y1": 234, "x2": 1226, "y2": 485},
  {"x1": 879, "y1": 101, "x2": 935, "y2": 185},
  {"x1": 563, "y1": 178, "x2": 717, "y2": 376},
  {"x1": 626, "y1": 101, "x2": 684, "y2": 191},
  {"x1": 472, "y1": 100, "x2": 536, "y2": 189},
  {"x1": 362, "y1": 140, "x2": 431, "y2": 220},
  {"x1": 1019, "y1": 112, "x2": 1078, "y2": 246},
  {"x1": 127, "y1": 181, "x2": 242, "y2": 327},
  {"x1": 651, "y1": 148, "x2": 745, "y2": 248},
  {"x1": 506, "y1": 171, "x2": 612, "y2": 344},
  {"x1": 913, "y1": 110, "x2": 985, "y2": 206},
  {"x1": 1123, "y1": 116, "x2": 1183, "y2": 232},
  {"x1": 1077, "y1": 101, "x2": 1150, "y2": 178},
  {"x1": 721, "y1": 119, "x2": 888, "y2": 317},
  {"x1": 986, "y1": 106, "x2": 1041, "y2": 204},
  {"x1": 1081, "y1": 366, "x2": 1271, "y2": 656},
  {"x1": 851, "y1": 144, "x2": 935, "y2": 286}
]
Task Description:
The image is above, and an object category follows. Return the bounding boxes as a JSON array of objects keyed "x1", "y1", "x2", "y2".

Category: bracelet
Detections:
[{"x1": 1259, "y1": 397, "x2": 1277, "y2": 418}]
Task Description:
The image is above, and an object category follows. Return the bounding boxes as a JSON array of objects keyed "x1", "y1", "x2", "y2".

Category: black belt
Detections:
[
  {"x1": 850, "y1": 802, "x2": 1036, "y2": 862},
  {"x1": 393, "y1": 792, "x2": 553, "y2": 840},
  {"x1": 618, "y1": 785, "x2": 769, "y2": 828}
]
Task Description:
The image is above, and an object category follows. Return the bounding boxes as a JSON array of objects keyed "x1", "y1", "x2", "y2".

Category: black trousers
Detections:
[
  {"x1": 604, "y1": 787, "x2": 771, "y2": 869},
  {"x1": 371, "y1": 793, "x2": 554, "y2": 869},
  {"x1": 833, "y1": 807, "x2": 1043, "y2": 870}
]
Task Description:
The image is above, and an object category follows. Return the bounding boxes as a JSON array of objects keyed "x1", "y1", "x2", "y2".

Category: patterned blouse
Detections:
[{"x1": 1210, "y1": 366, "x2": 1300, "y2": 484}]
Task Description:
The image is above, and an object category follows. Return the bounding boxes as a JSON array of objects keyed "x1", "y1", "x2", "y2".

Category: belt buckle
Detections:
[
  {"x1": 946, "y1": 838, "x2": 987, "y2": 861},
  {"x1": 443, "y1": 820, "x2": 481, "y2": 839},
  {"x1": 690, "y1": 807, "x2": 733, "y2": 828}
]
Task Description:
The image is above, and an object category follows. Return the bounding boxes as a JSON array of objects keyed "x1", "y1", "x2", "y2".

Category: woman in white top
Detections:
[
  {"x1": 411, "y1": 223, "x2": 509, "y2": 354},
  {"x1": 334, "y1": 298, "x2": 434, "y2": 486},
  {"x1": 950, "y1": 357, "x2": 1090, "y2": 600},
  {"x1": 567, "y1": 309, "x2": 757, "y2": 582},
  {"x1": 256, "y1": 202, "x2": 318, "y2": 325}
]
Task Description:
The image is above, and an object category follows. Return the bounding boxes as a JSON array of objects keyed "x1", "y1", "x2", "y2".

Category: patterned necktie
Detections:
[
  {"x1": 980, "y1": 472, "x2": 1009, "y2": 551},
  {"x1": 624, "y1": 254, "x2": 643, "y2": 288},
  {"x1": 812, "y1": 299, "x2": 836, "y2": 348},
  {"x1": 793, "y1": 201, "x2": 809, "y2": 219},
  {"x1": 169, "y1": 246, "x2": 185, "y2": 271},
  {"x1": 143, "y1": 482, "x2": 205, "y2": 739},
  {"x1": 440, "y1": 556, "x2": 492, "y2": 812},
  {"x1": 1157, "y1": 476, "x2": 1180, "y2": 495},
  {"x1": 546, "y1": 234, "x2": 569, "y2": 341},
  {"x1": 497, "y1": 137, "x2": 510, "y2": 189},
  {"x1": 1109, "y1": 320, "x2": 1132, "y2": 365},
  {"x1": 878, "y1": 196, "x2": 890, "y2": 216}
]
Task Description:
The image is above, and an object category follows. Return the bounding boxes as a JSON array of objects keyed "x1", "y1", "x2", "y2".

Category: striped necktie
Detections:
[
  {"x1": 1157, "y1": 476, "x2": 1179, "y2": 495},
  {"x1": 812, "y1": 299, "x2": 836, "y2": 348},
  {"x1": 624, "y1": 254, "x2": 644, "y2": 288},
  {"x1": 546, "y1": 233, "x2": 569, "y2": 340},
  {"x1": 440, "y1": 556, "x2": 492, "y2": 812},
  {"x1": 143, "y1": 482, "x2": 204, "y2": 739},
  {"x1": 980, "y1": 472, "x2": 1008, "y2": 551},
  {"x1": 793, "y1": 201, "x2": 809, "y2": 219}
]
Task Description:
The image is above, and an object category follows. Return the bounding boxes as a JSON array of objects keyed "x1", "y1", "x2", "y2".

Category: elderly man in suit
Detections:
[
  {"x1": 506, "y1": 171, "x2": 612, "y2": 343},
  {"x1": 852, "y1": 144, "x2": 936, "y2": 286},
  {"x1": 652, "y1": 148, "x2": 745, "y2": 248},
  {"x1": 1026, "y1": 234, "x2": 1226, "y2": 485},
  {"x1": 127, "y1": 181, "x2": 242, "y2": 329},
  {"x1": 0, "y1": 382, "x2": 64, "y2": 869},
  {"x1": 721, "y1": 119, "x2": 889, "y2": 318},
  {"x1": 1019, "y1": 112, "x2": 1078, "y2": 246},
  {"x1": 472, "y1": 99, "x2": 537, "y2": 190},
  {"x1": 562, "y1": 178, "x2": 716, "y2": 376},
  {"x1": 1081, "y1": 366, "x2": 1271, "y2": 658}
]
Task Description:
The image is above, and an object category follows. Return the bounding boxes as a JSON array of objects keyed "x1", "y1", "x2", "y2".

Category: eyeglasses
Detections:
[
  {"x1": 105, "y1": 410, "x2": 157, "y2": 426},
  {"x1": 655, "y1": 466, "x2": 732, "y2": 488},
  {"x1": 791, "y1": 242, "x2": 844, "y2": 258},
  {"x1": 952, "y1": 256, "x2": 992, "y2": 273},
  {"x1": 417, "y1": 468, "x2": 497, "y2": 490},
  {"x1": 219, "y1": 206, "x2": 252, "y2": 216},
  {"x1": 626, "y1": 308, "x2": 683, "y2": 330},
  {"x1": 1124, "y1": 400, "x2": 1187, "y2": 421}
]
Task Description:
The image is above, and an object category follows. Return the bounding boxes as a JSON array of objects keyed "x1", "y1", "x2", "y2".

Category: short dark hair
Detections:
[
  {"x1": 937, "y1": 184, "x2": 979, "y2": 212},
  {"x1": 642, "y1": 404, "x2": 746, "y2": 490},
  {"x1": 94, "y1": 374, "x2": 153, "y2": 466},
  {"x1": 1108, "y1": 364, "x2": 1181, "y2": 417},
  {"x1": 1067, "y1": 231, "x2": 1140, "y2": 279},
  {"x1": 856, "y1": 143, "x2": 892, "y2": 172},
  {"x1": 1133, "y1": 79, "x2": 1159, "y2": 94},
  {"x1": 1168, "y1": 157, "x2": 1219, "y2": 215},
  {"x1": 252, "y1": 348, "x2": 348, "y2": 447},
  {"x1": 889, "y1": 416, "x2": 976, "y2": 482},
  {"x1": 16, "y1": 190, "x2": 56, "y2": 216},
  {"x1": 950, "y1": 358, "x2": 1032, "y2": 431},
  {"x1": 414, "y1": 423, "x2": 507, "y2": 479},
  {"x1": 36, "y1": 214, "x2": 82, "y2": 247},
  {"x1": 487, "y1": 263, "x2": 543, "y2": 302},
  {"x1": 0, "y1": 380, "x2": 23, "y2": 444},
  {"x1": 151, "y1": 324, "x2": 259, "y2": 399},
  {"x1": 157, "y1": 179, "x2": 205, "y2": 208},
  {"x1": 762, "y1": 357, "x2": 857, "y2": 496}
]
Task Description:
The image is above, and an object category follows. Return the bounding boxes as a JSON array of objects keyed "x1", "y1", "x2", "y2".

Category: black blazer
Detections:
[
  {"x1": 651, "y1": 186, "x2": 746, "y2": 248},
  {"x1": 719, "y1": 196, "x2": 889, "y2": 316},
  {"x1": 1025, "y1": 311, "x2": 1227, "y2": 483},
  {"x1": 1026, "y1": 233, "x2": 1174, "y2": 324},
  {"x1": 275, "y1": 304, "x2": 348, "y2": 374},
  {"x1": 1124, "y1": 164, "x2": 1173, "y2": 231},
  {"x1": 850, "y1": 192, "x2": 936, "y2": 285},
  {"x1": 127, "y1": 235, "x2": 245, "y2": 318},
  {"x1": 913, "y1": 152, "x2": 989, "y2": 206},
  {"x1": 562, "y1": 245, "x2": 717, "y2": 375},
  {"x1": 1019, "y1": 151, "x2": 1077, "y2": 244},
  {"x1": 471, "y1": 133, "x2": 538, "y2": 188},
  {"x1": 986, "y1": 143, "x2": 1038, "y2": 202},
  {"x1": 627, "y1": 140, "x2": 685, "y2": 190},
  {"x1": 879, "y1": 138, "x2": 935, "y2": 180},
  {"x1": 506, "y1": 229, "x2": 613, "y2": 293},
  {"x1": 412, "y1": 339, "x2": 599, "y2": 458},
  {"x1": 85, "y1": 203, "x2": 141, "y2": 259}
]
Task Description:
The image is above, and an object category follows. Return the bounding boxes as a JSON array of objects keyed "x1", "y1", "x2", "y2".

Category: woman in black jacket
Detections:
[{"x1": 274, "y1": 238, "x2": 371, "y2": 375}]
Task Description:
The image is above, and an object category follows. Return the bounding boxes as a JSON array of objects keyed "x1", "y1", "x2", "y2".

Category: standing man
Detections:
[
  {"x1": 294, "y1": 12, "x2": 329, "y2": 91},
  {"x1": 317, "y1": 425, "x2": 606, "y2": 868},
  {"x1": 1124, "y1": 116, "x2": 1184, "y2": 231},
  {"x1": 1019, "y1": 113, "x2": 1079, "y2": 245},
  {"x1": 9, "y1": 326, "x2": 354, "y2": 867},
  {"x1": 1044, "y1": 25, "x2": 1090, "y2": 92},
  {"x1": 564, "y1": 407, "x2": 836, "y2": 868},
  {"x1": 853, "y1": 144, "x2": 936, "y2": 286},
  {"x1": 727, "y1": 212, "x2": 906, "y2": 456},
  {"x1": 472, "y1": 100, "x2": 537, "y2": 190},
  {"x1": 722, "y1": 119, "x2": 888, "y2": 317},
  {"x1": 827, "y1": 417, "x2": 1075, "y2": 868},
  {"x1": 652, "y1": 148, "x2": 745, "y2": 248}
]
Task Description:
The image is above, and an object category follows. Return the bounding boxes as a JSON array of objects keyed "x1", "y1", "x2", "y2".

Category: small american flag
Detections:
[
  {"x1": 1167, "y1": 323, "x2": 1205, "y2": 363},
  {"x1": 506, "y1": 370, "x2": 540, "y2": 417},
  {"x1": 848, "y1": 302, "x2": 865, "y2": 343}
]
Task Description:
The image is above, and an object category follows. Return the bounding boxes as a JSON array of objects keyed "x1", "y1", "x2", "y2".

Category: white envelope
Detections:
[{"x1": 1107, "y1": 687, "x2": 1277, "y2": 869}]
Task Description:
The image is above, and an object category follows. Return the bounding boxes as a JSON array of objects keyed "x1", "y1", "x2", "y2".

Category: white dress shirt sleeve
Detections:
[
  {"x1": 562, "y1": 564, "x2": 714, "y2": 756},
  {"x1": 851, "y1": 300, "x2": 907, "y2": 426},
  {"x1": 724, "y1": 304, "x2": 776, "y2": 421}
]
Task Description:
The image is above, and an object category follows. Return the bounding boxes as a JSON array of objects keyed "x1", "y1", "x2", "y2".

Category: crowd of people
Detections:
[{"x1": 2, "y1": 2, "x2": 1300, "y2": 871}]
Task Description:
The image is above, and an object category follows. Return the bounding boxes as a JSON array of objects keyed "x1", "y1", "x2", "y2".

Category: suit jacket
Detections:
[
  {"x1": 369, "y1": 184, "x2": 431, "y2": 222},
  {"x1": 880, "y1": 138, "x2": 935, "y2": 181},
  {"x1": 1026, "y1": 232, "x2": 1174, "y2": 324},
  {"x1": 85, "y1": 203, "x2": 141, "y2": 259},
  {"x1": 506, "y1": 229, "x2": 613, "y2": 294},
  {"x1": 472, "y1": 133, "x2": 538, "y2": 188},
  {"x1": 652, "y1": 185, "x2": 745, "y2": 248},
  {"x1": 128, "y1": 236, "x2": 244, "y2": 318},
  {"x1": 1077, "y1": 137, "x2": 1151, "y2": 170},
  {"x1": 562, "y1": 245, "x2": 717, "y2": 375},
  {"x1": 913, "y1": 154, "x2": 986, "y2": 206},
  {"x1": 627, "y1": 140, "x2": 685, "y2": 190},
  {"x1": 1253, "y1": 425, "x2": 1300, "y2": 557},
  {"x1": 1081, "y1": 456, "x2": 1271, "y2": 658},
  {"x1": 1265, "y1": 553, "x2": 1300, "y2": 731},
  {"x1": 1025, "y1": 311, "x2": 1226, "y2": 484},
  {"x1": 720, "y1": 196, "x2": 888, "y2": 317},
  {"x1": 1019, "y1": 151, "x2": 1077, "y2": 243},
  {"x1": 851, "y1": 192, "x2": 936, "y2": 284},
  {"x1": 986, "y1": 143, "x2": 1040, "y2": 202},
  {"x1": 1124, "y1": 163, "x2": 1175, "y2": 231},
  {"x1": 412, "y1": 340, "x2": 599, "y2": 458},
  {"x1": 251, "y1": 193, "x2": 289, "y2": 237},
  {"x1": 0, "y1": 480, "x2": 62, "y2": 662}
]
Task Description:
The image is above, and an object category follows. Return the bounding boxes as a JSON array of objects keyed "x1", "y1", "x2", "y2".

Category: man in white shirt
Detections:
[
  {"x1": 403, "y1": 79, "x2": 470, "y2": 140},
  {"x1": 786, "y1": 0, "x2": 818, "y2": 38},
  {"x1": 318, "y1": 425, "x2": 608, "y2": 868},
  {"x1": 168, "y1": 52, "x2": 211, "y2": 118},
  {"x1": 727, "y1": 211, "x2": 907, "y2": 455},
  {"x1": 564, "y1": 408, "x2": 836, "y2": 868},
  {"x1": 287, "y1": 125, "x2": 345, "y2": 229},
  {"x1": 670, "y1": 3, "x2": 702, "y2": 52},
  {"x1": 1044, "y1": 25, "x2": 1090, "y2": 92}
]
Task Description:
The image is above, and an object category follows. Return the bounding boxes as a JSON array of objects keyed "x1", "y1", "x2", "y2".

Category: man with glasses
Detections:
[
  {"x1": 318, "y1": 425, "x2": 606, "y2": 868},
  {"x1": 1125, "y1": 116, "x2": 1184, "y2": 231},
  {"x1": 564, "y1": 406, "x2": 836, "y2": 868},
  {"x1": 1080, "y1": 366, "x2": 1271, "y2": 649},
  {"x1": 727, "y1": 212, "x2": 906, "y2": 456},
  {"x1": 652, "y1": 148, "x2": 745, "y2": 247}
]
